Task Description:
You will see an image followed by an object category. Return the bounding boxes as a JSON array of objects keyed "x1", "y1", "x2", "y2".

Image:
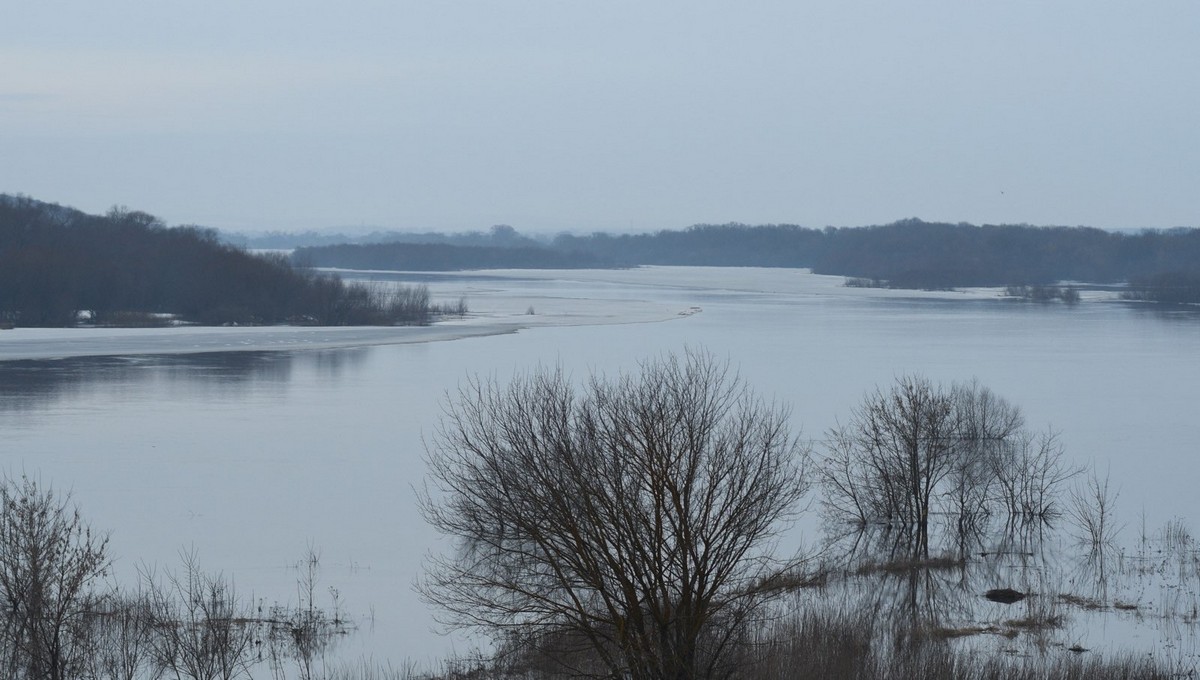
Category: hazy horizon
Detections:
[{"x1": 4, "y1": 1, "x2": 1197, "y2": 234}]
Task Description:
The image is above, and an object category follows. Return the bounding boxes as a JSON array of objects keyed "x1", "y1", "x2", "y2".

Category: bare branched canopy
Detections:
[
  {"x1": 0, "y1": 475, "x2": 109, "y2": 680},
  {"x1": 420, "y1": 350, "x2": 810, "y2": 680},
  {"x1": 820, "y1": 375, "x2": 1077, "y2": 554}
]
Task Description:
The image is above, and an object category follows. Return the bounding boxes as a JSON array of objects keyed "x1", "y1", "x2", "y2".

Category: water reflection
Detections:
[
  {"x1": 309, "y1": 346, "x2": 370, "y2": 379},
  {"x1": 808, "y1": 515, "x2": 1200, "y2": 667},
  {"x1": 1119, "y1": 300, "x2": 1200, "y2": 324},
  {"x1": 0, "y1": 349, "x2": 369, "y2": 414}
]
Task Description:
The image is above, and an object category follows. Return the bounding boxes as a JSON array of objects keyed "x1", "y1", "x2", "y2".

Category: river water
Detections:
[{"x1": 2, "y1": 267, "x2": 1198, "y2": 669}]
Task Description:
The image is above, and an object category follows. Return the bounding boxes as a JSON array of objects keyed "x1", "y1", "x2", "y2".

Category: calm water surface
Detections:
[{"x1": 2, "y1": 268, "x2": 1198, "y2": 667}]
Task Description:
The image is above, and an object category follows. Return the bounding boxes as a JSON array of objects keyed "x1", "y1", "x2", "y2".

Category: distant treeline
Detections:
[
  {"x1": 227, "y1": 222, "x2": 545, "y2": 250},
  {"x1": 294, "y1": 241, "x2": 608, "y2": 271},
  {"x1": 295, "y1": 218, "x2": 1200, "y2": 302},
  {"x1": 0, "y1": 195, "x2": 453, "y2": 327},
  {"x1": 1122, "y1": 272, "x2": 1200, "y2": 305},
  {"x1": 553, "y1": 219, "x2": 1200, "y2": 289}
]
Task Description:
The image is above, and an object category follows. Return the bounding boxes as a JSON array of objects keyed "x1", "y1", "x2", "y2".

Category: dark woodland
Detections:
[
  {"x1": 292, "y1": 219, "x2": 1200, "y2": 300},
  {"x1": 0, "y1": 195, "x2": 445, "y2": 327}
]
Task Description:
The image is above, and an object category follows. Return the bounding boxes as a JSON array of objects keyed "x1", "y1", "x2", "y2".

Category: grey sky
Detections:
[{"x1": 2, "y1": 1, "x2": 1196, "y2": 233}]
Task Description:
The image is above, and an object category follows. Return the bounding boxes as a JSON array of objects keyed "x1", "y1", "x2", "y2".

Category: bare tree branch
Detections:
[{"x1": 419, "y1": 349, "x2": 810, "y2": 680}]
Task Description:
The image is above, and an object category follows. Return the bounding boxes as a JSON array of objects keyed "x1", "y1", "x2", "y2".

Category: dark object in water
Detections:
[{"x1": 985, "y1": 588, "x2": 1027, "y2": 604}]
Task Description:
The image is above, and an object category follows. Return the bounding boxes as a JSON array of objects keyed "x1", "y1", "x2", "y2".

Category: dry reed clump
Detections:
[
  {"x1": 852, "y1": 554, "x2": 965, "y2": 577},
  {"x1": 1058, "y1": 593, "x2": 1105, "y2": 610},
  {"x1": 1002, "y1": 613, "x2": 1066, "y2": 631},
  {"x1": 753, "y1": 567, "x2": 830, "y2": 594},
  {"x1": 921, "y1": 624, "x2": 999, "y2": 641}
]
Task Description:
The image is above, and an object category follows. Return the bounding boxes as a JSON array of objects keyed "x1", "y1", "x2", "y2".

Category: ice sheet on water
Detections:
[{"x1": 0, "y1": 269, "x2": 702, "y2": 360}]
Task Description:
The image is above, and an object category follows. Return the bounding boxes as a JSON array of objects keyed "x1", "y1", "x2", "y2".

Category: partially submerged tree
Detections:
[
  {"x1": 420, "y1": 350, "x2": 810, "y2": 680},
  {"x1": 83, "y1": 585, "x2": 158, "y2": 680},
  {"x1": 0, "y1": 475, "x2": 110, "y2": 680},
  {"x1": 819, "y1": 375, "x2": 959, "y2": 552},
  {"x1": 819, "y1": 376, "x2": 1076, "y2": 554},
  {"x1": 143, "y1": 551, "x2": 257, "y2": 680}
]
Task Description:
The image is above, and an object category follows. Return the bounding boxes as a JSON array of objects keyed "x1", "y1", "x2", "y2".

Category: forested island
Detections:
[
  {"x1": 0, "y1": 195, "x2": 457, "y2": 328},
  {"x1": 292, "y1": 219, "x2": 1200, "y2": 302}
]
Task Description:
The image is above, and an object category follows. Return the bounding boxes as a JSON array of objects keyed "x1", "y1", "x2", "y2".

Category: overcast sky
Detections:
[{"x1": 2, "y1": 1, "x2": 1197, "y2": 233}]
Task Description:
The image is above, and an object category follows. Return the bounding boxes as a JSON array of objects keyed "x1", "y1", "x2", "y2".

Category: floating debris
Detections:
[{"x1": 985, "y1": 588, "x2": 1027, "y2": 604}]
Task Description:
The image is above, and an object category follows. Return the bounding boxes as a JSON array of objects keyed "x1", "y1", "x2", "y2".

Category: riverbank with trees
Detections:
[{"x1": 0, "y1": 195, "x2": 462, "y2": 328}]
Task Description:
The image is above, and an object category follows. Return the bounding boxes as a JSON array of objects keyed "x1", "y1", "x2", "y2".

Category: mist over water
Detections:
[{"x1": 2, "y1": 267, "x2": 1198, "y2": 666}]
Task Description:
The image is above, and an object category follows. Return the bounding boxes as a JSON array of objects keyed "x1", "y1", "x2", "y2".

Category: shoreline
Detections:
[
  {"x1": 0, "y1": 268, "x2": 710, "y2": 361},
  {"x1": 0, "y1": 308, "x2": 692, "y2": 362},
  {"x1": 0, "y1": 323, "x2": 523, "y2": 361}
]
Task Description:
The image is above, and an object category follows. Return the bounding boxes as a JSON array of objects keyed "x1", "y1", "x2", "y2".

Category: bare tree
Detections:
[
  {"x1": 819, "y1": 376, "x2": 1071, "y2": 555},
  {"x1": 1066, "y1": 467, "x2": 1121, "y2": 549},
  {"x1": 144, "y1": 551, "x2": 257, "y2": 680},
  {"x1": 821, "y1": 376, "x2": 958, "y2": 553},
  {"x1": 990, "y1": 430, "x2": 1077, "y2": 524},
  {"x1": 264, "y1": 546, "x2": 353, "y2": 680},
  {"x1": 420, "y1": 350, "x2": 810, "y2": 680},
  {"x1": 818, "y1": 425, "x2": 878, "y2": 528},
  {"x1": 0, "y1": 474, "x2": 109, "y2": 680},
  {"x1": 85, "y1": 585, "x2": 160, "y2": 680}
]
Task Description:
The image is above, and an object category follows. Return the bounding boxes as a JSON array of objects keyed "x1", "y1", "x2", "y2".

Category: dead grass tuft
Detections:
[
  {"x1": 854, "y1": 555, "x2": 965, "y2": 577},
  {"x1": 1058, "y1": 593, "x2": 1105, "y2": 610},
  {"x1": 1003, "y1": 614, "x2": 1065, "y2": 631}
]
